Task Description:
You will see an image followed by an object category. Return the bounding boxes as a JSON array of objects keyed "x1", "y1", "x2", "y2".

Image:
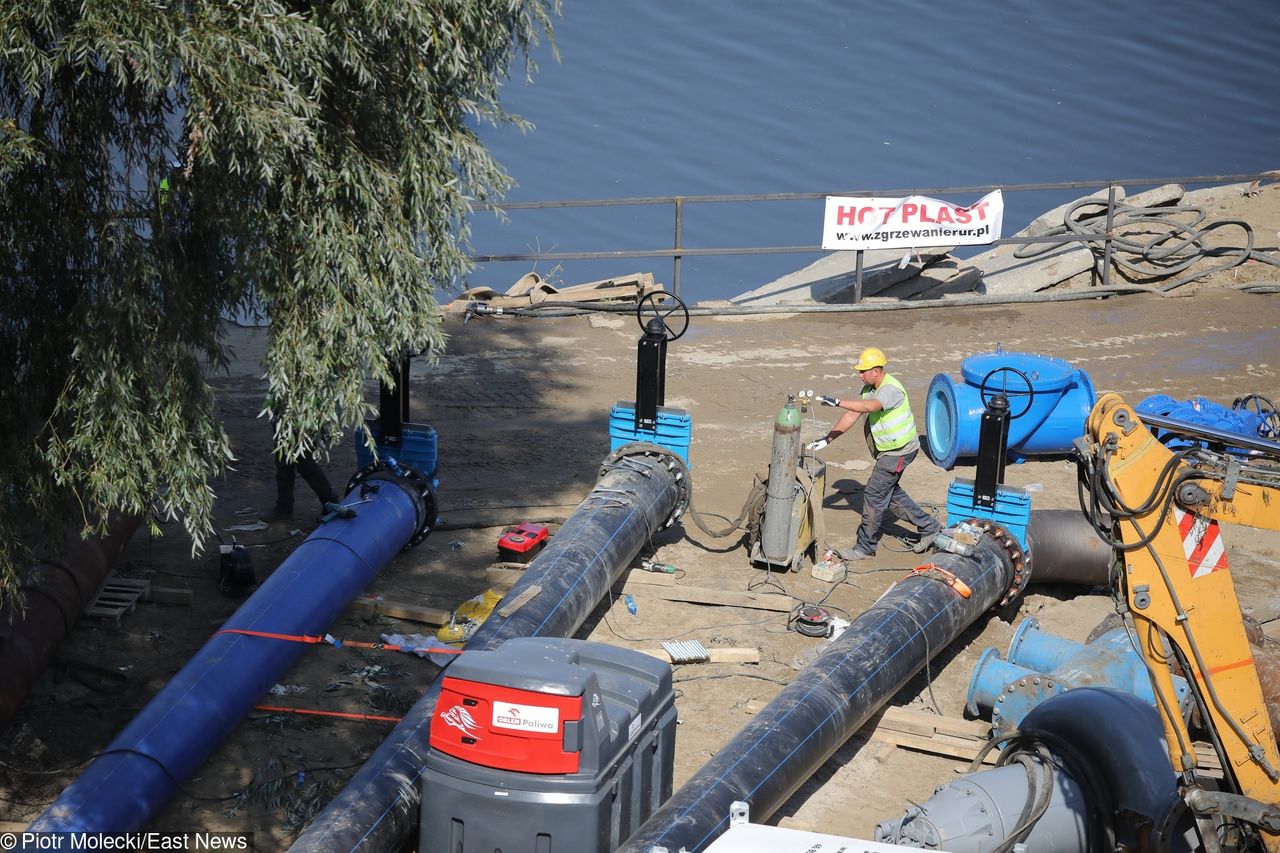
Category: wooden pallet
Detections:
[{"x1": 84, "y1": 575, "x2": 151, "y2": 625}]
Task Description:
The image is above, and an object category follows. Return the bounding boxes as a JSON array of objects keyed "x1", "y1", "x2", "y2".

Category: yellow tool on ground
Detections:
[{"x1": 436, "y1": 587, "x2": 505, "y2": 644}]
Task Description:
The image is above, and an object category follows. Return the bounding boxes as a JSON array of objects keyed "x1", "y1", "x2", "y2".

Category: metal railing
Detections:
[{"x1": 472, "y1": 172, "x2": 1270, "y2": 299}]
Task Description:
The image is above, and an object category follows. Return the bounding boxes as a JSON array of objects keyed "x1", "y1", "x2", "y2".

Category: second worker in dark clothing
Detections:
[{"x1": 272, "y1": 421, "x2": 339, "y2": 520}]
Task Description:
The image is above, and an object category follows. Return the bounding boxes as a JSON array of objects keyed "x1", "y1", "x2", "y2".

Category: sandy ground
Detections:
[{"x1": 3, "y1": 182, "x2": 1280, "y2": 848}]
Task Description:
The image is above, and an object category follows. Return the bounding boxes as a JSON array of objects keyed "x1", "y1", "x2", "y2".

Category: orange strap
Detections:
[
  {"x1": 254, "y1": 705, "x2": 403, "y2": 724},
  {"x1": 215, "y1": 628, "x2": 325, "y2": 644},
  {"x1": 215, "y1": 628, "x2": 463, "y2": 656},
  {"x1": 904, "y1": 563, "x2": 972, "y2": 599}
]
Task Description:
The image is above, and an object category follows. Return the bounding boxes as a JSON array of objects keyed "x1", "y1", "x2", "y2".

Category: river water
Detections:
[{"x1": 464, "y1": 1, "x2": 1280, "y2": 303}]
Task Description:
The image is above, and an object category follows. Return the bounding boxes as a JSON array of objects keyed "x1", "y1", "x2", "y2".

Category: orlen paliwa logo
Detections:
[
  {"x1": 495, "y1": 707, "x2": 524, "y2": 728},
  {"x1": 495, "y1": 705, "x2": 557, "y2": 732},
  {"x1": 441, "y1": 705, "x2": 483, "y2": 739}
]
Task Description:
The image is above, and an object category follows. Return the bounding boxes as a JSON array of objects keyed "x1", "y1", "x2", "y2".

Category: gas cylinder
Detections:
[{"x1": 761, "y1": 396, "x2": 802, "y2": 562}]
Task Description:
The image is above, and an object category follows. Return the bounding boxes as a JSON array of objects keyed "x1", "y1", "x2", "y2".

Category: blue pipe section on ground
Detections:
[
  {"x1": 925, "y1": 351, "x2": 1095, "y2": 470},
  {"x1": 966, "y1": 616, "x2": 1190, "y2": 737},
  {"x1": 964, "y1": 648, "x2": 1044, "y2": 715},
  {"x1": 1007, "y1": 614, "x2": 1088, "y2": 671},
  {"x1": 28, "y1": 479, "x2": 424, "y2": 833},
  {"x1": 289, "y1": 446, "x2": 685, "y2": 853}
]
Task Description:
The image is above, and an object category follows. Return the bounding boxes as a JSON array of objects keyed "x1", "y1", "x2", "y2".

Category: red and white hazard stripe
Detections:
[{"x1": 1173, "y1": 507, "x2": 1229, "y2": 578}]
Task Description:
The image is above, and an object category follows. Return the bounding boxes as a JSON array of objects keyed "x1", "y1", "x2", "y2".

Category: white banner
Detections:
[{"x1": 821, "y1": 189, "x2": 1003, "y2": 251}]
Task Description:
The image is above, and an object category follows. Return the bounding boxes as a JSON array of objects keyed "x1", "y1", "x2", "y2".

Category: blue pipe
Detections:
[
  {"x1": 925, "y1": 351, "x2": 1095, "y2": 470},
  {"x1": 1137, "y1": 394, "x2": 1280, "y2": 455},
  {"x1": 966, "y1": 617, "x2": 1190, "y2": 736},
  {"x1": 1006, "y1": 616, "x2": 1086, "y2": 672},
  {"x1": 963, "y1": 648, "x2": 1042, "y2": 717},
  {"x1": 29, "y1": 470, "x2": 432, "y2": 833}
]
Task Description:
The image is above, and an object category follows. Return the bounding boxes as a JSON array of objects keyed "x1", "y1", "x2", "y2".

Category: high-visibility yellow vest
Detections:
[{"x1": 862, "y1": 373, "x2": 918, "y2": 452}]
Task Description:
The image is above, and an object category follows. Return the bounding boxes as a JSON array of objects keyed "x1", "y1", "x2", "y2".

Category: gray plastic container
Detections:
[{"x1": 420, "y1": 637, "x2": 677, "y2": 853}]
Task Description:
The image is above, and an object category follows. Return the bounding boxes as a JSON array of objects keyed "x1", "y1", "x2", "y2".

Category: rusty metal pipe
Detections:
[{"x1": 0, "y1": 514, "x2": 142, "y2": 730}]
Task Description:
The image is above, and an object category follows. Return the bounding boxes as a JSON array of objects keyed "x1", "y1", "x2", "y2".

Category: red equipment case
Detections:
[{"x1": 497, "y1": 522, "x2": 549, "y2": 563}]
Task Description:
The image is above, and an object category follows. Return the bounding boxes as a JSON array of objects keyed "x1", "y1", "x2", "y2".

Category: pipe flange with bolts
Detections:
[
  {"x1": 346, "y1": 459, "x2": 440, "y2": 547},
  {"x1": 599, "y1": 442, "x2": 692, "y2": 528},
  {"x1": 959, "y1": 517, "x2": 1032, "y2": 607}
]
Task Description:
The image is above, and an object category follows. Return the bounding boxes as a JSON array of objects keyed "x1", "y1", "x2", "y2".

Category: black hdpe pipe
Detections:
[
  {"x1": 1026, "y1": 508, "x2": 1113, "y2": 587},
  {"x1": 289, "y1": 444, "x2": 689, "y2": 853},
  {"x1": 0, "y1": 513, "x2": 142, "y2": 730},
  {"x1": 617, "y1": 531, "x2": 1019, "y2": 853}
]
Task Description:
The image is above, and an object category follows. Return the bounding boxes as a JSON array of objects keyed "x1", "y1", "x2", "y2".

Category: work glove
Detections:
[
  {"x1": 806, "y1": 438, "x2": 829, "y2": 452},
  {"x1": 817, "y1": 395, "x2": 841, "y2": 407}
]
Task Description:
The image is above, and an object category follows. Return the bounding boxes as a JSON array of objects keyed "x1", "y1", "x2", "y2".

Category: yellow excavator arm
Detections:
[{"x1": 1082, "y1": 393, "x2": 1280, "y2": 843}]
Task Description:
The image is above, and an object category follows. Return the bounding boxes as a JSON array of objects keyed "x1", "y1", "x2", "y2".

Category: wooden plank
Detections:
[
  {"x1": 497, "y1": 584, "x2": 542, "y2": 618},
  {"x1": 869, "y1": 707, "x2": 991, "y2": 740},
  {"x1": 470, "y1": 284, "x2": 657, "y2": 310},
  {"x1": 556, "y1": 272, "x2": 655, "y2": 292},
  {"x1": 149, "y1": 585, "x2": 194, "y2": 606},
  {"x1": 869, "y1": 729, "x2": 998, "y2": 765},
  {"x1": 352, "y1": 595, "x2": 451, "y2": 626},
  {"x1": 486, "y1": 566, "x2": 676, "y2": 588},
  {"x1": 856, "y1": 706, "x2": 1224, "y2": 779},
  {"x1": 636, "y1": 647, "x2": 760, "y2": 664},
  {"x1": 624, "y1": 584, "x2": 795, "y2": 613},
  {"x1": 546, "y1": 285, "x2": 642, "y2": 303},
  {"x1": 1194, "y1": 744, "x2": 1224, "y2": 777},
  {"x1": 445, "y1": 274, "x2": 660, "y2": 313}
]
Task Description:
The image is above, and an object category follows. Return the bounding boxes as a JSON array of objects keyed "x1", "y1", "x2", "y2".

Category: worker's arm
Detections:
[
  {"x1": 828, "y1": 397, "x2": 884, "y2": 415},
  {"x1": 808, "y1": 404, "x2": 878, "y2": 451},
  {"x1": 825, "y1": 408, "x2": 864, "y2": 441}
]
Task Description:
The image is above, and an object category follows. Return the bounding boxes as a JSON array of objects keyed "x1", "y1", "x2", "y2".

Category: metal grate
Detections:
[{"x1": 660, "y1": 639, "x2": 710, "y2": 664}]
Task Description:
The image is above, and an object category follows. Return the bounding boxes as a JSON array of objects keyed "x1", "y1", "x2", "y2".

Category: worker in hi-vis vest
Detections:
[{"x1": 806, "y1": 346, "x2": 942, "y2": 559}]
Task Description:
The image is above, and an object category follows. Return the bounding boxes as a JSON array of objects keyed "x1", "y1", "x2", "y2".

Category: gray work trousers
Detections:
[{"x1": 855, "y1": 448, "x2": 939, "y2": 554}]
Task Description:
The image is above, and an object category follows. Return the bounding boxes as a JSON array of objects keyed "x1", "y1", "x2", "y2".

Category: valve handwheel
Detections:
[
  {"x1": 635, "y1": 291, "x2": 690, "y2": 341},
  {"x1": 978, "y1": 366, "x2": 1035, "y2": 420}
]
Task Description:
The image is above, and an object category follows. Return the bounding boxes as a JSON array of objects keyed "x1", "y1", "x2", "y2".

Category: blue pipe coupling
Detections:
[
  {"x1": 925, "y1": 350, "x2": 1095, "y2": 470},
  {"x1": 965, "y1": 616, "x2": 1191, "y2": 736}
]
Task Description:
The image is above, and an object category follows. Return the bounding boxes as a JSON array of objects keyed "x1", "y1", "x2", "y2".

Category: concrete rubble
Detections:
[
  {"x1": 733, "y1": 179, "x2": 1268, "y2": 303},
  {"x1": 731, "y1": 246, "x2": 952, "y2": 305}
]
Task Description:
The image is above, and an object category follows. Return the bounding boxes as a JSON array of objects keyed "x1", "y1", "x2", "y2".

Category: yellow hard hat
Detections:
[{"x1": 854, "y1": 346, "x2": 887, "y2": 372}]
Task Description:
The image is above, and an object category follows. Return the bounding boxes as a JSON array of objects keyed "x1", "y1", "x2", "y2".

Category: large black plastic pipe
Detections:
[
  {"x1": 290, "y1": 446, "x2": 686, "y2": 853},
  {"x1": 1026, "y1": 508, "x2": 1113, "y2": 587},
  {"x1": 617, "y1": 534, "x2": 1017, "y2": 853}
]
